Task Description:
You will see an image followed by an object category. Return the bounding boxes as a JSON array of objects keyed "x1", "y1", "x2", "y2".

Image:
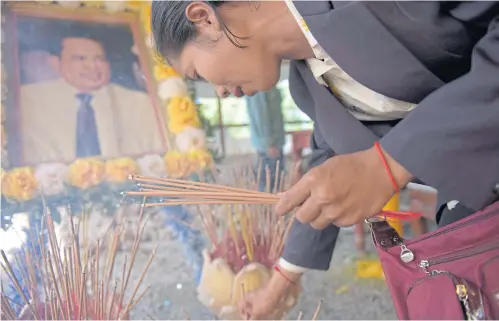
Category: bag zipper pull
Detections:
[
  {"x1": 419, "y1": 260, "x2": 430, "y2": 275},
  {"x1": 419, "y1": 260, "x2": 445, "y2": 276},
  {"x1": 400, "y1": 244, "x2": 415, "y2": 263},
  {"x1": 390, "y1": 235, "x2": 415, "y2": 264},
  {"x1": 456, "y1": 284, "x2": 473, "y2": 320}
]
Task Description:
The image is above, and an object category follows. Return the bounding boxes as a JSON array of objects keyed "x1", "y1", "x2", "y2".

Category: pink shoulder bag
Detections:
[{"x1": 369, "y1": 201, "x2": 499, "y2": 320}]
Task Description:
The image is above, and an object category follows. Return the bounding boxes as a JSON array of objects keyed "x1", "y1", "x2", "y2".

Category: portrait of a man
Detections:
[{"x1": 14, "y1": 15, "x2": 166, "y2": 166}]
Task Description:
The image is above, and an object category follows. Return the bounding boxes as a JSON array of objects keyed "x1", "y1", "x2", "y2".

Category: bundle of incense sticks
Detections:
[
  {"x1": 127, "y1": 163, "x2": 293, "y2": 272},
  {"x1": 126, "y1": 174, "x2": 421, "y2": 221},
  {"x1": 1, "y1": 204, "x2": 156, "y2": 320}
]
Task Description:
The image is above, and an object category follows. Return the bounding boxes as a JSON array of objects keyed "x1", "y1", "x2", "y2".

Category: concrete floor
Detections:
[{"x1": 125, "y1": 226, "x2": 397, "y2": 320}]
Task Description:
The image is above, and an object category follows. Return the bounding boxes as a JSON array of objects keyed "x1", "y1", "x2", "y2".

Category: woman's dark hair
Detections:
[{"x1": 151, "y1": 1, "x2": 250, "y2": 61}]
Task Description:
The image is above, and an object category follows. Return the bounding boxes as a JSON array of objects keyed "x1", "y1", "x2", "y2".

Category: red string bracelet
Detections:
[
  {"x1": 374, "y1": 141, "x2": 400, "y2": 194},
  {"x1": 273, "y1": 265, "x2": 295, "y2": 284}
]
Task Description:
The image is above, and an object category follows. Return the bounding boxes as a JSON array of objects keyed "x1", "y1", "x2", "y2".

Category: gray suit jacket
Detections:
[{"x1": 283, "y1": 1, "x2": 499, "y2": 270}]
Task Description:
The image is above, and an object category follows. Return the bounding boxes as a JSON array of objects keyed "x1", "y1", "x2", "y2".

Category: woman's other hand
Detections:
[{"x1": 238, "y1": 266, "x2": 301, "y2": 319}]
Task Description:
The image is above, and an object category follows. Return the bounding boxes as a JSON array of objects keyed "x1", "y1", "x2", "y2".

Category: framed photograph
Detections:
[{"x1": 3, "y1": 3, "x2": 168, "y2": 167}]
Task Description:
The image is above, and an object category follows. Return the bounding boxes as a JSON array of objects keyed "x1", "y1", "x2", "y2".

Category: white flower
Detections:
[
  {"x1": 157, "y1": 77, "x2": 188, "y2": 100},
  {"x1": 34, "y1": 163, "x2": 69, "y2": 196},
  {"x1": 175, "y1": 126, "x2": 207, "y2": 153},
  {"x1": 104, "y1": 1, "x2": 125, "y2": 13},
  {"x1": 136, "y1": 154, "x2": 166, "y2": 177}
]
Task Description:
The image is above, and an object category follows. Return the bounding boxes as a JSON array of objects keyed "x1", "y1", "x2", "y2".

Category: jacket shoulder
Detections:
[
  {"x1": 108, "y1": 83, "x2": 151, "y2": 101},
  {"x1": 20, "y1": 80, "x2": 62, "y2": 96},
  {"x1": 108, "y1": 83, "x2": 157, "y2": 123}
]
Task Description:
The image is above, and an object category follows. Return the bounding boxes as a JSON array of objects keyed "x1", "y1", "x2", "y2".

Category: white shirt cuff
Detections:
[{"x1": 278, "y1": 258, "x2": 310, "y2": 274}]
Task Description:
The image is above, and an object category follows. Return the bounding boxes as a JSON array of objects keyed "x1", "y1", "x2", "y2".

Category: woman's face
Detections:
[{"x1": 172, "y1": 2, "x2": 282, "y2": 98}]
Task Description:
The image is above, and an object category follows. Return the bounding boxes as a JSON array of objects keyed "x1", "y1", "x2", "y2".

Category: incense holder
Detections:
[{"x1": 197, "y1": 250, "x2": 301, "y2": 320}]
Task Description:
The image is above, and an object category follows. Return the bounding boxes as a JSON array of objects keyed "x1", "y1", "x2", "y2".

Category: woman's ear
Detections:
[{"x1": 185, "y1": 2, "x2": 222, "y2": 40}]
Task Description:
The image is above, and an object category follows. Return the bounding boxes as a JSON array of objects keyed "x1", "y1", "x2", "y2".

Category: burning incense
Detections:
[{"x1": 0, "y1": 205, "x2": 156, "y2": 320}]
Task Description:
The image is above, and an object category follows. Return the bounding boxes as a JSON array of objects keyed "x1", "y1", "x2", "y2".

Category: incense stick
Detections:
[
  {"x1": 312, "y1": 300, "x2": 323, "y2": 320},
  {"x1": 1, "y1": 203, "x2": 158, "y2": 320},
  {"x1": 126, "y1": 174, "x2": 421, "y2": 220}
]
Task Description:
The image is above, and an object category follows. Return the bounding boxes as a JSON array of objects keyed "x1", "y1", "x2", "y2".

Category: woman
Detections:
[{"x1": 151, "y1": 1, "x2": 499, "y2": 319}]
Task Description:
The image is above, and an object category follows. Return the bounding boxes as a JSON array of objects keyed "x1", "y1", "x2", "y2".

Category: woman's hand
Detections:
[
  {"x1": 275, "y1": 145, "x2": 413, "y2": 228},
  {"x1": 238, "y1": 267, "x2": 301, "y2": 320},
  {"x1": 238, "y1": 286, "x2": 279, "y2": 320}
]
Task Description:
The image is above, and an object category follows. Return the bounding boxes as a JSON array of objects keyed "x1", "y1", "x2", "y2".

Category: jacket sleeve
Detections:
[
  {"x1": 281, "y1": 126, "x2": 340, "y2": 270},
  {"x1": 380, "y1": 15, "x2": 499, "y2": 211}
]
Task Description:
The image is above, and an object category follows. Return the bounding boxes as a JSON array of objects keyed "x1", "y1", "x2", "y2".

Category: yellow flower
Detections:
[
  {"x1": 105, "y1": 158, "x2": 139, "y2": 183},
  {"x1": 164, "y1": 151, "x2": 190, "y2": 178},
  {"x1": 2, "y1": 167, "x2": 38, "y2": 201},
  {"x1": 69, "y1": 158, "x2": 105, "y2": 189},
  {"x1": 153, "y1": 64, "x2": 180, "y2": 81},
  {"x1": 140, "y1": 3, "x2": 152, "y2": 35},
  {"x1": 188, "y1": 149, "x2": 213, "y2": 172},
  {"x1": 167, "y1": 96, "x2": 201, "y2": 134}
]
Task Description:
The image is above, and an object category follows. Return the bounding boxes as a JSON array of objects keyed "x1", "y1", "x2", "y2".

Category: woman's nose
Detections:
[{"x1": 215, "y1": 86, "x2": 230, "y2": 98}]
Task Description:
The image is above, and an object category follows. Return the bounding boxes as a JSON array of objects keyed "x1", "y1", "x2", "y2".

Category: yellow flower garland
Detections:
[
  {"x1": 167, "y1": 96, "x2": 202, "y2": 134},
  {"x1": 105, "y1": 157, "x2": 139, "y2": 183},
  {"x1": 188, "y1": 149, "x2": 213, "y2": 172},
  {"x1": 69, "y1": 158, "x2": 105, "y2": 189},
  {"x1": 153, "y1": 65, "x2": 180, "y2": 81},
  {"x1": 140, "y1": 2, "x2": 152, "y2": 35},
  {"x1": 164, "y1": 151, "x2": 191, "y2": 178},
  {"x1": 2, "y1": 167, "x2": 38, "y2": 201}
]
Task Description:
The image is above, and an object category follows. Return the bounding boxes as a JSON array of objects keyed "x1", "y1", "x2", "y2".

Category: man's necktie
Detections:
[{"x1": 75, "y1": 93, "x2": 101, "y2": 158}]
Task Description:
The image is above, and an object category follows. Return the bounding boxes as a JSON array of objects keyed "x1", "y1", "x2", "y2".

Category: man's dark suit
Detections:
[{"x1": 283, "y1": 1, "x2": 499, "y2": 270}]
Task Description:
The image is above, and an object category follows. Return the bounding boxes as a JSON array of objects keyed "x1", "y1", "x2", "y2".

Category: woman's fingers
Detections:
[
  {"x1": 238, "y1": 296, "x2": 252, "y2": 320},
  {"x1": 275, "y1": 172, "x2": 313, "y2": 216},
  {"x1": 294, "y1": 196, "x2": 321, "y2": 224},
  {"x1": 310, "y1": 210, "x2": 333, "y2": 229}
]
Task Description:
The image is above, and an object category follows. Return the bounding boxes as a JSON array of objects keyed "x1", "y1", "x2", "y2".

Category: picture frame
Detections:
[
  {"x1": 2, "y1": 2, "x2": 169, "y2": 167},
  {"x1": 0, "y1": 1, "x2": 213, "y2": 212}
]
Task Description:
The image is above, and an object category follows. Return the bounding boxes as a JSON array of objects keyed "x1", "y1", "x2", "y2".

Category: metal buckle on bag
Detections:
[{"x1": 365, "y1": 215, "x2": 387, "y2": 228}]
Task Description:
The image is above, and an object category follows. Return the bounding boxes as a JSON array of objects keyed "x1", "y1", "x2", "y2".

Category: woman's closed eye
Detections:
[{"x1": 192, "y1": 71, "x2": 206, "y2": 82}]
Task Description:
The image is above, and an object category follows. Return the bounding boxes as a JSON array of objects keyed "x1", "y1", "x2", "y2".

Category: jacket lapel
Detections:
[
  {"x1": 290, "y1": 61, "x2": 379, "y2": 154},
  {"x1": 293, "y1": 1, "x2": 445, "y2": 104}
]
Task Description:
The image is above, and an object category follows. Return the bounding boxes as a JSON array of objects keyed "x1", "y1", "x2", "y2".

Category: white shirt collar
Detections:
[
  {"x1": 284, "y1": 1, "x2": 334, "y2": 85},
  {"x1": 284, "y1": 1, "x2": 319, "y2": 48}
]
